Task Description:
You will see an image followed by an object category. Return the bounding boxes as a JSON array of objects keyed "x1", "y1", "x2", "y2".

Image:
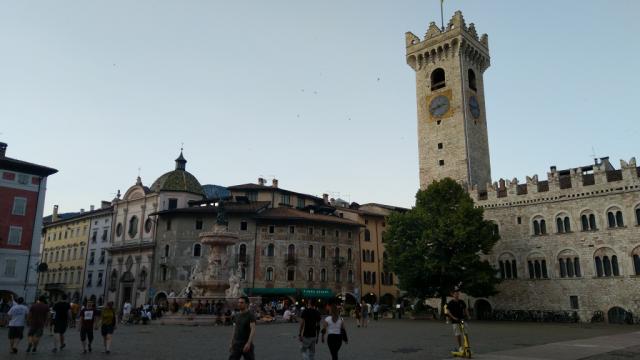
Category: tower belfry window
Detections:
[
  {"x1": 468, "y1": 69, "x2": 477, "y2": 91},
  {"x1": 430, "y1": 68, "x2": 446, "y2": 90}
]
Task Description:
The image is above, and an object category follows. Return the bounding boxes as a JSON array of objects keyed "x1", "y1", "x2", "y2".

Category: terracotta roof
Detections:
[
  {"x1": 43, "y1": 206, "x2": 113, "y2": 227},
  {"x1": 254, "y1": 207, "x2": 361, "y2": 226},
  {"x1": 1, "y1": 156, "x2": 58, "y2": 177},
  {"x1": 150, "y1": 201, "x2": 270, "y2": 216},
  {"x1": 227, "y1": 183, "x2": 323, "y2": 202}
]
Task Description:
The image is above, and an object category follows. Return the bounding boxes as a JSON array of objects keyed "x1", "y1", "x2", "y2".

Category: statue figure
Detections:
[
  {"x1": 225, "y1": 266, "x2": 242, "y2": 298},
  {"x1": 216, "y1": 200, "x2": 228, "y2": 226},
  {"x1": 190, "y1": 260, "x2": 203, "y2": 281}
]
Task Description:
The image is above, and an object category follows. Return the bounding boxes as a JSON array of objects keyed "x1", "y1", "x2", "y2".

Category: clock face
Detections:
[
  {"x1": 429, "y1": 95, "x2": 450, "y2": 117},
  {"x1": 469, "y1": 96, "x2": 481, "y2": 119}
]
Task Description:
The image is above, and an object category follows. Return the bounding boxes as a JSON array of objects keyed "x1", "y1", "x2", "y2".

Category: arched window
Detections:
[
  {"x1": 348, "y1": 270, "x2": 353, "y2": 283},
  {"x1": 347, "y1": 248, "x2": 352, "y2": 261},
  {"x1": 164, "y1": 244, "x2": 170, "y2": 257},
  {"x1": 607, "y1": 208, "x2": 624, "y2": 228},
  {"x1": 595, "y1": 256, "x2": 604, "y2": 277},
  {"x1": 371, "y1": 250, "x2": 375, "y2": 261},
  {"x1": 611, "y1": 255, "x2": 620, "y2": 276},
  {"x1": 527, "y1": 253, "x2": 548, "y2": 279},
  {"x1": 498, "y1": 253, "x2": 517, "y2": 279},
  {"x1": 556, "y1": 218, "x2": 564, "y2": 233},
  {"x1": 128, "y1": 216, "x2": 139, "y2": 238},
  {"x1": 239, "y1": 244, "x2": 247, "y2": 263},
  {"x1": 431, "y1": 68, "x2": 446, "y2": 90},
  {"x1": 558, "y1": 250, "x2": 581, "y2": 278},
  {"x1": 308, "y1": 245, "x2": 314, "y2": 258},
  {"x1": 144, "y1": 218, "x2": 153, "y2": 233},
  {"x1": 308, "y1": 268, "x2": 314, "y2": 281},
  {"x1": 193, "y1": 244, "x2": 201, "y2": 257},
  {"x1": 533, "y1": 217, "x2": 546, "y2": 235},
  {"x1": 241, "y1": 267, "x2": 246, "y2": 280},
  {"x1": 633, "y1": 254, "x2": 640, "y2": 276},
  {"x1": 371, "y1": 272, "x2": 376, "y2": 284},
  {"x1": 267, "y1": 244, "x2": 275, "y2": 257},
  {"x1": 287, "y1": 268, "x2": 295, "y2": 281},
  {"x1": 636, "y1": 207, "x2": 640, "y2": 225},
  {"x1": 362, "y1": 250, "x2": 366, "y2": 262},
  {"x1": 364, "y1": 229, "x2": 371, "y2": 242},
  {"x1": 335, "y1": 269, "x2": 341, "y2": 283},
  {"x1": 266, "y1": 267, "x2": 274, "y2": 281},
  {"x1": 581, "y1": 212, "x2": 597, "y2": 231},
  {"x1": 109, "y1": 270, "x2": 117, "y2": 291},
  {"x1": 116, "y1": 223, "x2": 123, "y2": 237},
  {"x1": 321, "y1": 246, "x2": 326, "y2": 259},
  {"x1": 139, "y1": 269, "x2": 147, "y2": 289},
  {"x1": 594, "y1": 247, "x2": 618, "y2": 277},
  {"x1": 468, "y1": 69, "x2": 477, "y2": 91},
  {"x1": 161, "y1": 266, "x2": 168, "y2": 281},
  {"x1": 288, "y1": 244, "x2": 295, "y2": 257},
  {"x1": 320, "y1": 268, "x2": 326, "y2": 282},
  {"x1": 334, "y1": 247, "x2": 340, "y2": 259}
]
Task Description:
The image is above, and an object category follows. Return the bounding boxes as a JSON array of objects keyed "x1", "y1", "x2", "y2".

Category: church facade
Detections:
[{"x1": 406, "y1": 11, "x2": 640, "y2": 323}]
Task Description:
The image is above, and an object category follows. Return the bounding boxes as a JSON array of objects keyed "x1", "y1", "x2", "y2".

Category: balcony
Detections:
[
  {"x1": 333, "y1": 256, "x2": 346, "y2": 268},
  {"x1": 44, "y1": 283, "x2": 65, "y2": 292},
  {"x1": 285, "y1": 254, "x2": 297, "y2": 266}
]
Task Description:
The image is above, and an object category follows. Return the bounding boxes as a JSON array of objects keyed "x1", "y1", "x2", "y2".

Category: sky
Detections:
[{"x1": 1, "y1": 0, "x2": 639, "y2": 214}]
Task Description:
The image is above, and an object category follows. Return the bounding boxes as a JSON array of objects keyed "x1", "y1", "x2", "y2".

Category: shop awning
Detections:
[
  {"x1": 301, "y1": 288, "x2": 334, "y2": 299},
  {"x1": 244, "y1": 288, "x2": 297, "y2": 296}
]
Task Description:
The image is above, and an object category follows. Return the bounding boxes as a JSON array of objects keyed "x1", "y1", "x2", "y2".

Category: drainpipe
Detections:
[{"x1": 25, "y1": 177, "x2": 43, "y2": 302}]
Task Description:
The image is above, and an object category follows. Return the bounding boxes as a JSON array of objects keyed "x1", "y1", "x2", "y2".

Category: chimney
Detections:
[
  {"x1": 90, "y1": 205, "x2": 95, "y2": 211},
  {"x1": 272, "y1": 179, "x2": 278, "y2": 188},
  {"x1": 0, "y1": 142, "x2": 6, "y2": 158},
  {"x1": 322, "y1": 193, "x2": 329, "y2": 204},
  {"x1": 258, "y1": 177, "x2": 266, "y2": 186},
  {"x1": 101, "y1": 201, "x2": 110, "y2": 209},
  {"x1": 53, "y1": 205, "x2": 59, "y2": 222}
]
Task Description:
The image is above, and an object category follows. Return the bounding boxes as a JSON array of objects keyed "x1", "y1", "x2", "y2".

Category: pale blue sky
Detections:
[{"x1": 1, "y1": 1, "x2": 639, "y2": 213}]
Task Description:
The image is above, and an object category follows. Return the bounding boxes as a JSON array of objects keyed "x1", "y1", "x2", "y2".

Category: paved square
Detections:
[{"x1": 1, "y1": 319, "x2": 638, "y2": 359}]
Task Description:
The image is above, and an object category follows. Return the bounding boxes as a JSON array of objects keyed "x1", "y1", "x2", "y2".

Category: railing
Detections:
[{"x1": 332, "y1": 256, "x2": 345, "y2": 268}]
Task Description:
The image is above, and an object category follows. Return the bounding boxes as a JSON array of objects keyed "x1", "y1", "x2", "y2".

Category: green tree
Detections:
[{"x1": 384, "y1": 178, "x2": 500, "y2": 311}]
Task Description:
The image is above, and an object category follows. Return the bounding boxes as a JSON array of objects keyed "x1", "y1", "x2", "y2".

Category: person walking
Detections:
[
  {"x1": 78, "y1": 301, "x2": 98, "y2": 353},
  {"x1": 228, "y1": 296, "x2": 256, "y2": 360},
  {"x1": 321, "y1": 304, "x2": 348, "y2": 360},
  {"x1": 26, "y1": 296, "x2": 50, "y2": 353},
  {"x1": 298, "y1": 301, "x2": 321, "y2": 360},
  {"x1": 122, "y1": 301, "x2": 131, "y2": 325},
  {"x1": 373, "y1": 303, "x2": 380, "y2": 321},
  {"x1": 7, "y1": 296, "x2": 29, "y2": 354},
  {"x1": 99, "y1": 301, "x2": 116, "y2": 354},
  {"x1": 52, "y1": 294, "x2": 71, "y2": 353},
  {"x1": 361, "y1": 301, "x2": 369, "y2": 328}
]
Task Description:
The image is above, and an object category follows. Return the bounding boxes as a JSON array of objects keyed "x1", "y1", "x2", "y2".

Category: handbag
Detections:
[{"x1": 340, "y1": 323, "x2": 348, "y2": 343}]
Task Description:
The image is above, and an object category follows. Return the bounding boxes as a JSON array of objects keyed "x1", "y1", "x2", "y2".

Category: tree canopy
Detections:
[{"x1": 384, "y1": 178, "x2": 500, "y2": 301}]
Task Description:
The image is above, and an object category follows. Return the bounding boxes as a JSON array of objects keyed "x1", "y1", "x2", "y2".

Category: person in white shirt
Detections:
[
  {"x1": 7, "y1": 296, "x2": 29, "y2": 354},
  {"x1": 122, "y1": 302, "x2": 132, "y2": 324},
  {"x1": 321, "y1": 305, "x2": 348, "y2": 360}
]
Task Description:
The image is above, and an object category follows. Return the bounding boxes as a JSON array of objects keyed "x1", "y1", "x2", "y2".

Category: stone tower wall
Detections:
[{"x1": 406, "y1": 11, "x2": 492, "y2": 190}]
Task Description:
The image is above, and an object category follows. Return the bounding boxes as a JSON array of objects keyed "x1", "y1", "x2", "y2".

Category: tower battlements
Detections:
[
  {"x1": 406, "y1": 11, "x2": 490, "y2": 73},
  {"x1": 470, "y1": 157, "x2": 640, "y2": 207}
]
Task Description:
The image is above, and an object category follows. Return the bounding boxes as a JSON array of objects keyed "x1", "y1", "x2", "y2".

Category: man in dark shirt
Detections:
[
  {"x1": 79, "y1": 301, "x2": 99, "y2": 353},
  {"x1": 52, "y1": 294, "x2": 71, "y2": 353},
  {"x1": 446, "y1": 290, "x2": 469, "y2": 351},
  {"x1": 298, "y1": 302, "x2": 321, "y2": 360},
  {"x1": 229, "y1": 296, "x2": 256, "y2": 360},
  {"x1": 27, "y1": 296, "x2": 49, "y2": 353}
]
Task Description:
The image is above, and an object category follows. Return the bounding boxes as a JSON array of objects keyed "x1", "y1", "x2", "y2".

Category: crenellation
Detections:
[
  {"x1": 471, "y1": 157, "x2": 640, "y2": 209},
  {"x1": 424, "y1": 21, "x2": 442, "y2": 39},
  {"x1": 447, "y1": 10, "x2": 467, "y2": 32},
  {"x1": 467, "y1": 23, "x2": 478, "y2": 40}
]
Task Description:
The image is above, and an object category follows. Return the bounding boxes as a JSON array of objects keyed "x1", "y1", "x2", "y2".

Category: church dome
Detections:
[{"x1": 150, "y1": 151, "x2": 205, "y2": 196}]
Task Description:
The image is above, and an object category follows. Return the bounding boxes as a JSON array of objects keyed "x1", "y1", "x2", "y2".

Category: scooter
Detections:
[{"x1": 450, "y1": 321, "x2": 472, "y2": 358}]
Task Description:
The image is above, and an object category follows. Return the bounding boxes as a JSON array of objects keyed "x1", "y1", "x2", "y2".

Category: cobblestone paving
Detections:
[{"x1": 0, "y1": 319, "x2": 637, "y2": 359}]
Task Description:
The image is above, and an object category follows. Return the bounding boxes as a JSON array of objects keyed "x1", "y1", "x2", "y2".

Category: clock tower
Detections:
[{"x1": 406, "y1": 11, "x2": 492, "y2": 190}]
